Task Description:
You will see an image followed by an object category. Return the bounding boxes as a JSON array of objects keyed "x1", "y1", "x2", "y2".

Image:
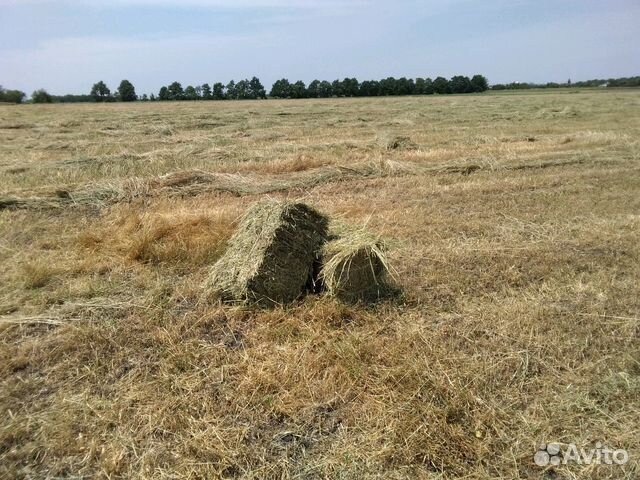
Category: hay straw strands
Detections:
[
  {"x1": 320, "y1": 225, "x2": 394, "y2": 303},
  {"x1": 0, "y1": 157, "x2": 586, "y2": 212},
  {"x1": 205, "y1": 200, "x2": 328, "y2": 306}
]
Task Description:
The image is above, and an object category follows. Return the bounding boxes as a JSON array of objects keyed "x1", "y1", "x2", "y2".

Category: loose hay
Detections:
[
  {"x1": 320, "y1": 226, "x2": 393, "y2": 303},
  {"x1": 379, "y1": 134, "x2": 418, "y2": 151},
  {"x1": 205, "y1": 200, "x2": 328, "y2": 305}
]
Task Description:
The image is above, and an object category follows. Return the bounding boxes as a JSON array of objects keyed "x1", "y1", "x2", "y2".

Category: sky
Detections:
[{"x1": 1, "y1": 0, "x2": 638, "y2": 96}]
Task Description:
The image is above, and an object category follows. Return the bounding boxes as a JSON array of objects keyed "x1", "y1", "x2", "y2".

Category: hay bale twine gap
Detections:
[{"x1": 205, "y1": 200, "x2": 328, "y2": 305}]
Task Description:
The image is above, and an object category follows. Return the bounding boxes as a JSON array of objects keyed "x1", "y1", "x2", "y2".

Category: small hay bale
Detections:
[
  {"x1": 379, "y1": 134, "x2": 418, "y2": 151},
  {"x1": 205, "y1": 200, "x2": 328, "y2": 305},
  {"x1": 320, "y1": 227, "x2": 393, "y2": 303}
]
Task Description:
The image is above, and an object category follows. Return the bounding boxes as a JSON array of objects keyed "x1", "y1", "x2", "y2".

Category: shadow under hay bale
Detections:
[
  {"x1": 205, "y1": 200, "x2": 328, "y2": 306},
  {"x1": 320, "y1": 227, "x2": 396, "y2": 303}
]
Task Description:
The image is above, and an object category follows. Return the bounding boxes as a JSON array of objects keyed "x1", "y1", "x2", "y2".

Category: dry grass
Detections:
[{"x1": 1, "y1": 90, "x2": 639, "y2": 479}]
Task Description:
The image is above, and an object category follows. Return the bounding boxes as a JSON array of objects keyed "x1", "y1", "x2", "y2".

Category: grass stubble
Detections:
[{"x1": 0, "y1": 90, "x2": 639, "y2": 478}]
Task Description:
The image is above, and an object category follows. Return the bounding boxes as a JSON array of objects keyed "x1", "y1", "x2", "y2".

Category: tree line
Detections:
[
  {"x1": 153, "y1": 75, "x2": 489, "y2": 100},
  {"x1": 491, "y1": 76, "x2": 640, "y2": 90},
  {"x1": 2, "y1": 75, "x2": 639, "y2": 104}
]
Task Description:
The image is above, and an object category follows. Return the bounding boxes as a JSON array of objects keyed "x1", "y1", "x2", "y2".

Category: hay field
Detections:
[{"x1": 1, "y1": 90, "x2": 639, "y2": 479}]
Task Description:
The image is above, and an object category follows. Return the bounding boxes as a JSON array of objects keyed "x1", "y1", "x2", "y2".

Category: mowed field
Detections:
[{"x1": 1, "y1": 90, "x2": 639, "y2": 479}]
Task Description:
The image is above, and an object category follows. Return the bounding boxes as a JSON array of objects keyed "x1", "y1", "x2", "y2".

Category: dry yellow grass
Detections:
[{"x1": 1, "y1": 90, "x2": 639, "y2": 479}]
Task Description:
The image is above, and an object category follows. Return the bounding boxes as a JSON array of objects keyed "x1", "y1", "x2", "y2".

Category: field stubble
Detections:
[{"x1": 1, "y1": 90, "x2": 639, "y2": 478}]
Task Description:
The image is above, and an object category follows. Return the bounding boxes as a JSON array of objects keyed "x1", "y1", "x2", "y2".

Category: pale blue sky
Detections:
[{"x1": 1, "y1": 0, "x2": 638, "y2": 95}]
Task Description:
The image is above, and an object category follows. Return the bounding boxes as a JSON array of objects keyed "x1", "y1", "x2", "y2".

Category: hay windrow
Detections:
[
  {"x1": 320, "y1": 225, "x2": 394, "y2": 303},
  {"x1": 205, "y1": 200, "x2": 328, "y2": 305}
]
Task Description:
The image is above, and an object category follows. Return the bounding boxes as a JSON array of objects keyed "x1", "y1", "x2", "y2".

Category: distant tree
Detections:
[
  {"x1": 117, "y1": 79, "x2": 137, "y2": 101},
  {"x1": 331, "y1": 79, "x2": 344, "y2": 97},
  {"x1": 395, "y1": 77, "x2": 415, "y2": 95},
  {"x1": 249, "y1": 77, "x2": 266, "y2": 99},
  {"x1": 235, "y1": 79, "x2": 251, "y2": 99},
  {"x1": 168, "y1": 81, "x2": 184, "y2": 100},
  {"x1": 433, "y1": 76, "x2": 450, "y2": 94},
  {"x1": 158, "y1": 86, "x2": 170, "y2": 100},
  {"x1": 150, "y1": 93, "x2": 156, "y2": 101},
  {"x1": 270, "y1": 79, "x2": 292, "y2": 98},
  {"x1": 470, "y1": 74, "x2": 489, "y2": 92},
  {"x1": 90, "y1": 81, "x2": 111, "y2": 102},
  {"x1": 0, "y1": 87, "x2": 26, "y2": 104},
  {"x1": 32, "y1": 89, "x2": 53, "y2": 103},
  {"x1": 449, "y1": 75, "x2": 473, "y2": 94},
  {"x1": 184, "y1": 85, "x2": 198, "y2": 100},
  {"x1": 378, "y1": 77, "x2": 397, "y2": 96},
  {"x1": 212, "y1": 82, "x2": 225, "y2": 100},
  {"x1": 290, "y1": 80, "x2": 307, "y2": 99},
  {"x1": 491, "y1": 84, "x2": 506, "y2": 90},
  {"x1": 201, "y1": 83, "x2": 212, "y2": 100},
  {"x1": 307, "y1": 80, "x2": 320, "y2": 98},
  {"x1": 359, "y1": 80, "x2": 380, "y2": 97},
  {"x1": 342, "y1": 77, "x2": 359, "y2": 97},
  {"x1": 226, "y1": 80, "x2": 237, "y2": 100},
  {"x1": 318, "y1": 80, "x2": 333, "y2": 98},
  {"x1": 423, "y1": 77, "x2": 434, "y2": 94},
  {"x1": 141, "y1": 93, "x2": 148, "y2": 101},
  {"x1": 414, "y1": 77, "x2": 426, "y2": 95},
  {"x1": 194, "y1": 85, "x2": 202, "y2": 99}
]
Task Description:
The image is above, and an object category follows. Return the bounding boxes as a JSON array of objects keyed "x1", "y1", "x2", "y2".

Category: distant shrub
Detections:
[{"x1": 32, "y1": 89, "x2": 53, "y2": 103}]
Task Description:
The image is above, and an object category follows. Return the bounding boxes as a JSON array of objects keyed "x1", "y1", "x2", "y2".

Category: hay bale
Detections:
[
  {"x1": 320, "y1": 227, "x2": 393, "y2": 303},
  {"x1": 205, "y1": 200, "x2": 328, "y2": 305},
  {"x1": 379, "y1": 134, "x2": 417, "y2": 151}
]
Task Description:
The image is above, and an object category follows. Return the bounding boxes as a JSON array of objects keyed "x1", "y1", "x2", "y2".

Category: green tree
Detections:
[
  {"x1": 342, "y1": 78, "x2": 359, "y2": 97},
  {"x1": 318, "y1": 81, "x2": 333, "y2": 98},
  {"x1": 290, "y1": 80, "x2": 307, "y2": 99},
  {"x1": 433, "y1": 76, "x2": 450, "y2": 94},
  {"x1": 449, "y1": 75, "x2": 473, "y2": 94},
  {"x1": 90, "y1": 81, "x2": 111, "y2": 102},
  {"x1": 378, "y1": 77, "x2": 397, "y2": 96},
  {"x1": 117, "y1": 79, "x2": 137, "y2": 101},
  {"x1": 331, "y1": 79, "x2": 344, "y2": 97},
  {"x1": 395, "y1": 77, "x2": 414, "y2": 95},
  {"x1": 270, "y1": 79, "x2": 292, "y2": 98},
  {"x1": 307, "y1": 80, "x2": 320, "y2": 98},
  {"x1": 32, "y1": 89, "x2": 53, "y2": 103},
  {"x1": 226, "y1": 80, "x2": 237, "y2": 100},
  {"x1": 235, "y1": 79, "x2": 251, "y2": 99},
  {"x1": 0, "y1": 87, "x2": 26, "y2": 104},
  {"x1": 212, "y1": 82, "x2": 225, "y2": 100},
  {"x1": 423, "y1": 77, "x2": 434, "y2": 95},
  {"x1": 201, "y1": 83, "x2": 212, "y2": 100},
  {"x1": 359, "y1": 80, "x2": 379, "y2": 97},
  {"x1": 249, "y1": 77, "x2": 266, "y2": 99},
  {"x1": 184, "y1": 85, "x2": 198, "y2": 100},
  {"x1": 168, "y1": 81, "x2": 184, "y2": 100},
  {"x1": 158, "y1": 86, "x2": 170, "y2": 100},
  {"x1": 470, "y1": 74, "x2": 489, "y2": 92}
]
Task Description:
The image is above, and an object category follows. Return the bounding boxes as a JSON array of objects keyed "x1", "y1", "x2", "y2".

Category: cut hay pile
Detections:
[
  {"x1": 379, "y1": 134, "x2": 418, "y2": 151},
  {"x1": 320, "y1": 226, "x2": 393, "y2": 303},
  {"x1": 205, "y1": 200, "x2": 328, "y2": 305}
]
